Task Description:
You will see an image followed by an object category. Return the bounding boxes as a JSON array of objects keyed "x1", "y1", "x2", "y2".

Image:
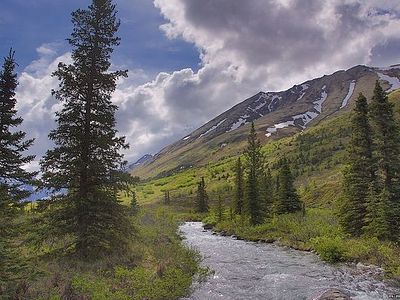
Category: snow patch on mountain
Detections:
[
  {"x1": 183, "y1": 135, "x2": 191, "y2": 140},
  {"x1": 297, "y1": 84, "x2": 310, "y2": 101},
  {"x1": 254, "y1": 100, "x2": 268, "y2": 111},
  {"x1": 340, "y1": 80, "x2": 356, "y2": 109},
  {"x1": 266, "y1": 86, "x2": 328, "y2": 136},
  {"x1": 228, "y1": 115, "x2": 249, "y2": 132},
  {"x1": 268, "y1": 95, "x2": 281, "y2": 112},
  {"x1": 377, "y1": 72, "x2": 400, "y2": 92},
  {"x1": 378, "y1": 65, "x2": 400, "y2": 71},
  {"x1": 266, "y1": 120, "x2": 295, "y2": 137},
  {"x1": 199, "y1": 118, "x2": 227, "y2": 138},
  {"x1": 314, "y1": 86, "x2": 327, "y2": 113}
]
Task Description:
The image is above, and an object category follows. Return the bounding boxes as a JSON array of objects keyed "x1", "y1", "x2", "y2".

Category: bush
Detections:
[{"x1": 311, "y1": 236, "x2": 346, "y2": 263}]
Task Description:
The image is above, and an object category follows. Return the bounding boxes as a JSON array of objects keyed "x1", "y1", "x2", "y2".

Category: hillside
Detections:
[
  {"x1": 133, "y1": 90, "x2": 400, "y2": 210},
  {"x1": 132, "y1": 64, "x2": 400, "y2": 179}
]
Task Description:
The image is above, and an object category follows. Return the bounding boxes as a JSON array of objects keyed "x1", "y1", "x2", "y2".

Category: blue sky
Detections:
[
  {"x1": 2, "y1": 0, "x2": 400, "y2": 168},
  {"x1": 0, "y1": 0, "x2": 200, "y2": 74}
]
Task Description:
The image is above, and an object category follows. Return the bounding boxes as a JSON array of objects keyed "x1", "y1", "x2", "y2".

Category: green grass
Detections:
[
  {"x1": 9, "y1": 207, "x2": 206, "y2": 299},
  {"x1": 203, "y1": 208, "x2": 400, "y2": 278},
  {"x1": 129, "y1": 90, "x2": 400, "y2": 281}
]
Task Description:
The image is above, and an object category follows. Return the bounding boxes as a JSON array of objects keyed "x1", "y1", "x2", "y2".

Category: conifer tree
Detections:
[
  {"x1": 261, "y1": 168, "x2": 273, "y2": 219},
  {"x1": 164, "y1": 190, "x2": 170, "y2": 205},
  {"x1": 130, "y1": 190, "x2": 139, "y2": 215},
  {"x1": 363, "y1": 186, "x2": 389, "y2": 239},
  {"x1": 40, "y1": 0, "x2": 132, "y2": 257},
  {"x1": 365, "y1": 81, "x2": 400, "y2": 241},
  {"x1": 0, "y1": 50, "x2": 35, "y2": 291},
  {"x1": 340, "y1": 93, "x2": 374, "y2": 236},
  {"x1": 196, "y1": 177, "x2": 209, "y2": 213},
  {"x1": 244, "y1": 122, "x2": 264, "y2": 225},
  {"x1": 275, "y1": 158, "x2": 301, "y2": 214},
  {"x1": 216, "y1": 195, "x2": 224, "y2": 222},
  {"x1": 234, "y1": 157, "x2": 244, "y2": 215}
]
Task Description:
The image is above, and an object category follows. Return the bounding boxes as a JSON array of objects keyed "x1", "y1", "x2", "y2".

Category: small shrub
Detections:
[{"x1": 311, "y1": 236, "x2": 345, "y2": 263}]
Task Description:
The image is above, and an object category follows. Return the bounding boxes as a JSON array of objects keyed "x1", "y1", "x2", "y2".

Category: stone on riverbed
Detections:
[
  {"x1": 203, "y1": 223, "x2": 213, "y2": 230},
  {"x1": 314, "y1": 288, "x2": 351, "y2": 300}
]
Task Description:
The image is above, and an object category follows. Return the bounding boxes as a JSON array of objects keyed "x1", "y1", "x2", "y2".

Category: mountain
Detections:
[
  {"x1": 128, "y1": 154, "x2": 154, "y2": 171},
  {"x1": 132, "y1": 64, "x2": 400, "y2": 179}
]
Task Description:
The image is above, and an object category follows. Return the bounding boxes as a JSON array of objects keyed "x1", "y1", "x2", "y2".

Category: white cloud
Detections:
[{"x1": 15, "y1": 1, "x2": 400, "y2": 168}]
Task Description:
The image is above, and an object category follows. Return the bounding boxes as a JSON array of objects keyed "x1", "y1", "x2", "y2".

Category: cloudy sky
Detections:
[{"x1": 1, "y1": 0, "x2": 400, "y2": 168}]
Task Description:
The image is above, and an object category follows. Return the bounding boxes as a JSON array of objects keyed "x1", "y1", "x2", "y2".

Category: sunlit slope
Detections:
[
  {"x1": 134, "y1": 90, "x2": 400, "y2": 209},
  {"x1": 133, "y1": 65, "x2": 400, "y2": 179}
]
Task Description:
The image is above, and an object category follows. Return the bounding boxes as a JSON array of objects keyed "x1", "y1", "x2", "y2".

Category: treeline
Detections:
[
  {"x1": 196, "y1": 122, "x2": 303, "y2": 225},
  {"x1": 340, "y1": 82, "x2": 400, "y2": 243},
  {"x1": 0, "y1": 0, "x2": 135, "y2": 295}
]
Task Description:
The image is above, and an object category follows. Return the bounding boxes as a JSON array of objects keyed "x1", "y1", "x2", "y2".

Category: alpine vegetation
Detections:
[{"x1": 341, "y1": 82, "x2": 400, "y2": 242}]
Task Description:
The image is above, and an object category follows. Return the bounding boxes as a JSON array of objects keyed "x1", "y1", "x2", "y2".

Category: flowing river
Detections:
[{"x1": 180, "y1": 222, "x2": 400, "y2": 300}]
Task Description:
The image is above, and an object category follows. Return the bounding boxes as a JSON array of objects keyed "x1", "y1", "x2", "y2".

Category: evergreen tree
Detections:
[
  {"x1": 244, "y1": 122, "x2": 264, "y2": 225},
  {"x1": 367, "y1": 81, "x2": 400, "y2": 241},
  {"x1": 275, "y1": 158, "x2": 301, "y2": 214},
  {"x1": 164, "y1": 190, "x2": 170, "y2": 205},
  {"x1": 234, "y1": 157, "x2": 244, "y2": 215},
  {"x1": 40, "y1": 0, "x2": 133, "y2": 257},
  {"x1": 0, "y1": 50, "x2": 35, "y2": 292},
  {"x1": 340, "y1": 93, "x2": 374, "y2": 236},
  {"x1": 196, "y1": 177, "x2": 209, "y2": 213},
  {"x1": 216, "y1": 195, "x2": 224, "y2": 222},
  {"x1": 363, "y1": 186, "x2": 389, "y2": 240},
  {"x1": 261, "y1": 168, "x2": 273, "y2": 219},
  {"x1": 130, "y1": 190, "x2": 139, "y2": 215}
]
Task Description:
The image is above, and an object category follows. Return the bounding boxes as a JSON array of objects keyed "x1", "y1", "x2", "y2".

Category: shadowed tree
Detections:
[
  {"x1": 234, "y1": 157, "x2": 244, "y2": 215},
  {"x1": 275, "y1": 158, "x2": 301, "y2": 214},
  {"x1": 0, "y1": 49, "x2": 36, "y2": 291},
  {"x1": 340, "y1": 93, "x2": 374, "y2": 236},
  {"x1": 261, "y1": 168, "x2": 273, "y2": 219},
  {"x1": 216, "y1": 195, "x2": 224, "y2": 222},
  {"x1": 130, "y1": 190, "x2": 139, "y2": 215},
  {"x1": 196, "y1": 177, "x2": 209, "y2": 213},
  {"x1": 244, "y1": 122, "x2": 264, "y2": 225},
  {"x1": 40, "y1": 0, "x2": 133, "y2": 258},
  {"x1": 164, "y1": 190, "x2": 170, "y2": 205},
  {"x1": 364, "y1": 81, "x2": 400, "y2": 241}
]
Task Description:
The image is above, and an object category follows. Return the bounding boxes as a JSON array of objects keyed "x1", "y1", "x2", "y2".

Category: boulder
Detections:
[{"x1": 314, "y1": 288, "x2": 351, "y2": 300}]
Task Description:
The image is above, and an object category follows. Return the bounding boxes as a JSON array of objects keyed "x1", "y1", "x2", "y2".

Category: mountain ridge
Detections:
[{"x1": 132, "y1": 64, "x2": 400, "y2": 179}]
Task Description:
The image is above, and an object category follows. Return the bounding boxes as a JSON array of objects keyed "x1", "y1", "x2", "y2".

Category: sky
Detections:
[{"x1": 1, "y1": 0, "x2": 400, "y2": 170}]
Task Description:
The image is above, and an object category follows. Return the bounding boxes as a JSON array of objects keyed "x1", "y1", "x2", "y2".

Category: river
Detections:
[{"x1": 180, "y1": 222, "x2": 399, "y2": 300}]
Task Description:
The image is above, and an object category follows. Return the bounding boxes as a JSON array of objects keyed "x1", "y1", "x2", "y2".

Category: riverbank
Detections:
[
  {"x1": 181, "y1": 222, "x2": 400, "y2": 300},
  {"x1": 8, "y1": 208, "x2": 203, "y2": 299},
  {"x1": 203, "y1": 208, "x2": 400, "y2": 281}
]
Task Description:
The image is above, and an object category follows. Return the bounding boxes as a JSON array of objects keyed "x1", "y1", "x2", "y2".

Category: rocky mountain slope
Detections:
[{"x1": 132, "y1": 64, "x2": 400, "y2": 179}]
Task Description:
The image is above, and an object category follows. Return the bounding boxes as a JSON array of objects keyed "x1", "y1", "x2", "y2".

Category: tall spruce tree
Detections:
[
  {"x1": 40, "y1": 0, "x2": 133, "y2": 257},
  {"x1": 275, "y1": 158, "x2": 301, "y2": 214},
  {"x1": 340, "y1": 93, "x2": 374, "y2": 236},
  {"x1": 365, "y1": 81, "x2": 400, "y2": 241},
  {"x1": 196, "y1": 177, "x2": 209, "y2": 213},
  {"x1": 244, "y1": 122, "x2": 264, "y2": 225},
  {"x1": 234, "y1": 157, "x2": 244, "y2": 215},
  {"x1": 0, "y1": 50, "x2": 35, "y2": 291},
  {"x1": 261, "y1": 168, "x2": 273, "y2": 219}
]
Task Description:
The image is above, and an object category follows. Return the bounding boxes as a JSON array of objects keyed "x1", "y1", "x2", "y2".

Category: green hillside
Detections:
[
  {"x1": 130, "y1": 90, "x2": 400, "y2": 278},
  {"x1": 135, "y1": 90, "x2": 400, "y2": 209}
]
